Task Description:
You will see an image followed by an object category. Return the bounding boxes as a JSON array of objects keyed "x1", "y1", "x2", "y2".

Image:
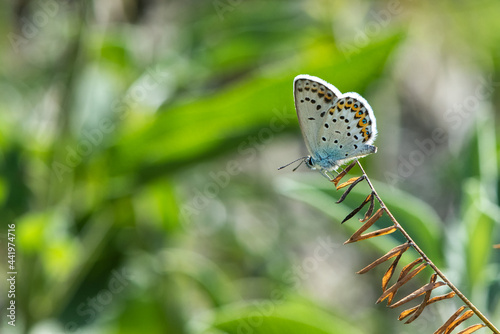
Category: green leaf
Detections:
[
  {"x1": 209, "y1": 299, "x2": 365, "y2": 334},
  {"x1": 160, "y1": 249, "x2": 239, "y2": 307},
  {"x1": 463, "y1": 178, "x2": 496, "y2": 287}
]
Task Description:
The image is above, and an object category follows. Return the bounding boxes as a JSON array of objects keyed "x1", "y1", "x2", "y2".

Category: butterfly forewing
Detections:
[{"x1": 294, "y1": 75, "x2": 340, "y2": 157}]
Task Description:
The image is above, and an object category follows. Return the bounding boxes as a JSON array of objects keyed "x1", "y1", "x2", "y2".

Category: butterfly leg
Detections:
[
  {"x1": 326, "y1": 170, "x2": 337, "y2": 180},
  {"x1": 320, "y1": 169, "x2": 335, "y2": 181}
]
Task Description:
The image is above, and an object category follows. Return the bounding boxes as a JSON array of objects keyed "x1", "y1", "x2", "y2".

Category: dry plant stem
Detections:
[{"x1": 355, "y1": 161, "x2": 500, "y2": 334}]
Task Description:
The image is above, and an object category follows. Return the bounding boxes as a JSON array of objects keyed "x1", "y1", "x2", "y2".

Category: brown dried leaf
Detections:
[
  {"x1": 399, "y1": 291, "x2": 456, "y2": 321},
  {"x1": 344, "y1": 208, "x2": 384, "y2": 243},
  {"x1": 341, "y1": 193, "x2": 373, "y2": 224},
  {"x1": 427, "y1": 292, "x2": 456, "y2": 304},
  {"x1": 443, "y1": 310, "x2": 474, "y2": 334},
  {"x1": 456, "y1": 324, "x2": 486, "y2": 334},
  {"x1": 401, "y1": 274, "x2": 437, "y2": 320},
  {"x1": 398, "y1": 257, "x2": 424, "y2": 281},
  {"x1": 336, "y1": 175, "x2": 365, "y2": 203},
  {"x1": 399, "y1": 307, "x2": 417, "y2": 321},
  {"x1": 360, "y1": 192, "x2": 376, "y2": 222},
  {"x1": 346, "y1": 226, "x2": 397, "y2": 244},
  {"x1": 377, "y1": 262, "x2": 427, "y2": 305},
  {"x1": 404, "y1": 274, "x2": 439, "y2": 323},
  {"x1": 390, "y1": 281, "x2": 446, "y2": 309},
  {"x1": 332, "y1": 161, "x2": 357, "y2": 186},
  {"x1": 494, "y1": 244, "x2": 500, "y2": 249},
  {"x1": 382, "y1": 252, "x2": 403, "y2": 291},
  {"x1": 336, "y1": 177, "x2": 361, "y2": 190},
  {"x1": 434, "y1": 306, "x2": 466, "y2": 334},
  {"x1": 357, "y1": 243, "x2": 410, "y2": 275}
]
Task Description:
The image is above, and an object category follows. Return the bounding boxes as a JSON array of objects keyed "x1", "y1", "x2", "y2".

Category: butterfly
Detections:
[{"x1": 280, "y1": 75, "x2": 378, "y2": 181}]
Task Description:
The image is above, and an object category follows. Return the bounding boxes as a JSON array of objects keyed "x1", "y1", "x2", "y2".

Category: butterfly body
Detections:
[{"x1": 293, "y1": 75, "x2": 378, "y2": 179}]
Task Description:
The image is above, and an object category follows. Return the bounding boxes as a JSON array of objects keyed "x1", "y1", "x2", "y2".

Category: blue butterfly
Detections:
[{"x1": 281, "y1": 75, "x2": 378, "y2": 180}]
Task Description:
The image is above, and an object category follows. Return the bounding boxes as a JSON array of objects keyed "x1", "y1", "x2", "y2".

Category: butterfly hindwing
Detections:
[{"x1": 318, "y1": 94, "x2": 377, "y2": 158}]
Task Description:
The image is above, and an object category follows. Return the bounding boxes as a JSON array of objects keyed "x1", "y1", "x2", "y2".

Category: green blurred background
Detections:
[{"x1": 0, "y1": 0, "x2": 499, "y2": 333}]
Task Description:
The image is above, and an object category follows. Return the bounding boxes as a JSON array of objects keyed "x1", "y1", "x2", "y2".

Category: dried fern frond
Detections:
[{"x1": 331, "y1": 160, "x2": 499, "y2": 334}]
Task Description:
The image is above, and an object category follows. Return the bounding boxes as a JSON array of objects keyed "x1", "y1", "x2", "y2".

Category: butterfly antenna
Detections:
[
  {"x1": 278, "y1": 156, "x2": 307, "y2": 171},
  {"x1": 292, "y1": 159, "x2": 305, "y2": 172}
]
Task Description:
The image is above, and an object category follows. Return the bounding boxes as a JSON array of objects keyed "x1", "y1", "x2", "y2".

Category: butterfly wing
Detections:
[
  {"x1": 317, "y1": 93, "x2": 377, "y2": 167},
  {"x1": 294, "y1": 75, "x2": 341, "y2": 158},
  {"x1": 294, "y1": 75, "x2": 378, "y2": 171}
]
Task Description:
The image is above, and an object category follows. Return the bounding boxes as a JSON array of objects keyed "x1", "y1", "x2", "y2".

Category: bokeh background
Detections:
[{"x1": 1, "y1": 0, "x2": 500, "y2": 333}]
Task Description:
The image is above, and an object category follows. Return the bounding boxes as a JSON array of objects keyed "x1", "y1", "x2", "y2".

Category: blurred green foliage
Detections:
[{"x1": 0, "y1": 0, "x2": 500, "y2": 333}]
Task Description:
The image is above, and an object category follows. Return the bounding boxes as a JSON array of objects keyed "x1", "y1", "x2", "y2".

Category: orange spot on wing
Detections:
[
  {"x1": 357, "y1": 116, "x2": 367, "y2": 127},
  {"x1": 360, "y1": 127, "x2": 370, "y2": 141}
]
